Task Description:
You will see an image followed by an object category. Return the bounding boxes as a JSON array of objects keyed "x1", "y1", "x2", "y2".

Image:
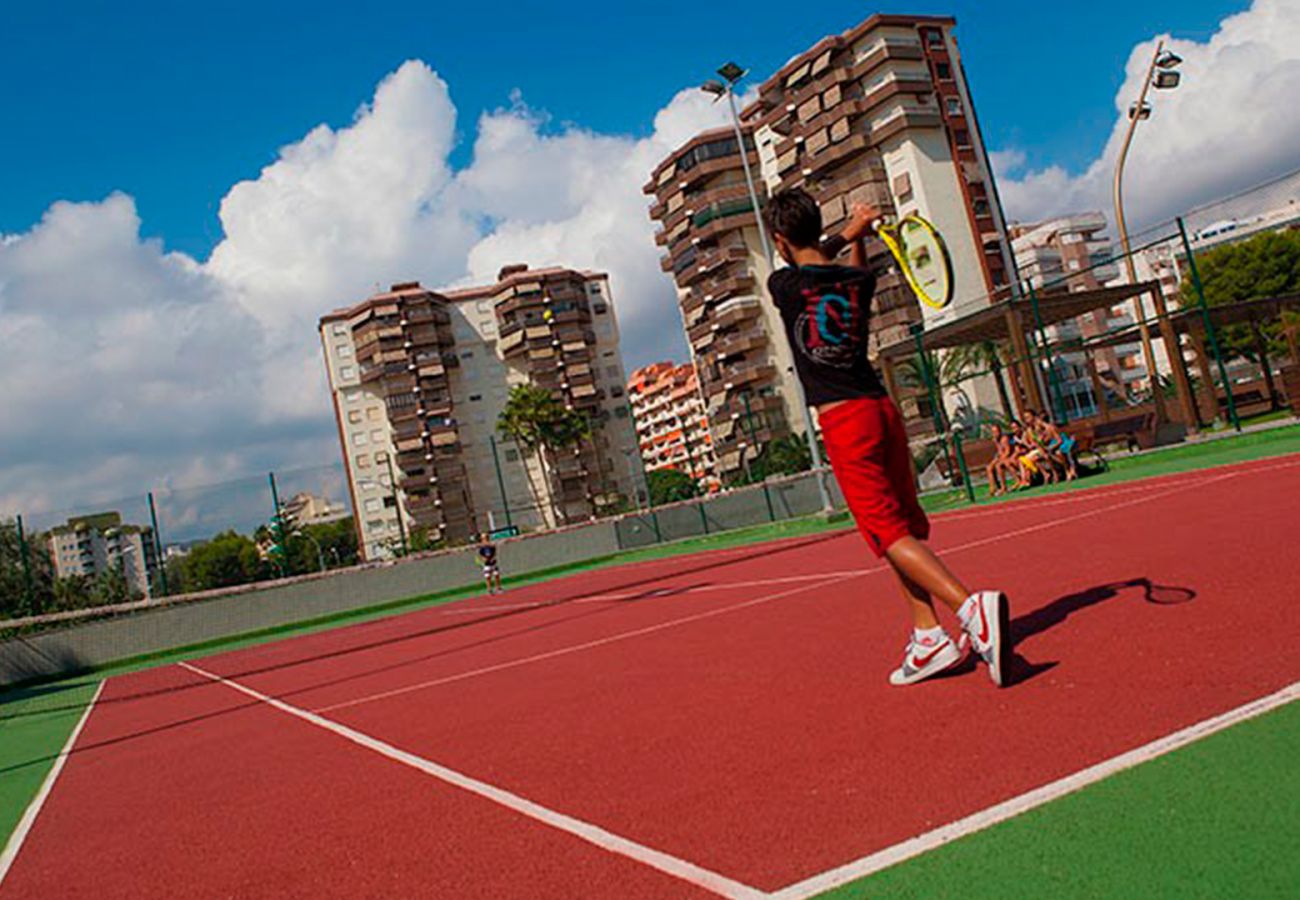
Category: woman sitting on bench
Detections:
[
  {"x1": 986, "y1": 423, "x2": 1022, "y2": 496},
  {"x1": 1034, "y1": 412, "x2": 1078, "y2": 482}
]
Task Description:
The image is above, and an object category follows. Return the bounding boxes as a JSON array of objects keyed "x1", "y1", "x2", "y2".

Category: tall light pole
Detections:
[
  {"x1": 703, "y1": 63, "x2": 832, "y2": 513},
  {"x1": 1113, "y1": 39, "x2": 1183, "y2": 424}
]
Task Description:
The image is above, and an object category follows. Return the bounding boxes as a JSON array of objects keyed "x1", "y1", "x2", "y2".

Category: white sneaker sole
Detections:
[
  {"x1": 889, "y1": 641, "x2": 962, "y2": 686},
  {"x1": 983, "y1": 591, "x2": 1011, "y2": 687}
]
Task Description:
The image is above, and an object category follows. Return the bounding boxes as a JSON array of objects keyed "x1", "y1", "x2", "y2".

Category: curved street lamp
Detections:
[{"x1": 1113, "y1": 39, "x2": 1184, "y2": 424}]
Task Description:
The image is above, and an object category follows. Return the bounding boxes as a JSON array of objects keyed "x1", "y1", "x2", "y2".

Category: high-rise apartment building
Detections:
[
  {"x1": 46, "y1": 512, "x2": 158, "y2": 598},
  {"x1": 321, "y1": 266, "x2": 642, "y2": 561},
  {"x1": 1011, "y1": 213, "x2": 1147, "y2": 412},
  {"x1": 627, "y1": 361, "x2": 718, "y2": 489},
  {"x1": 646, "y1": 14, "x2": 1016, "y2": 477}
]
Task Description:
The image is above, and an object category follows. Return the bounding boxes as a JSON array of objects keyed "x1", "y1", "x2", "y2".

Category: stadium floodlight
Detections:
[
  {"x1": 1128, "y1": 101, "x2": 1152, "y2": 120},
  {"x1": 700, "y1": 80, "x2": 726, "y2": 98},
  {"x1": 716, "y1": 61, "x2": 747, "y2": 84},
  {"x1": 1155, "y1": 49, "x2": 1183, "y2": 69},
  {"x1": 1153, "y1": 70, "x2": 1181, "y2": 90}
]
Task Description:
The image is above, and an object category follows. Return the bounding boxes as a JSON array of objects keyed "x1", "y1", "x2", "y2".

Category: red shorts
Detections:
[{"x1": 820, "y1": 396, "x2": 930, "y2": 557}]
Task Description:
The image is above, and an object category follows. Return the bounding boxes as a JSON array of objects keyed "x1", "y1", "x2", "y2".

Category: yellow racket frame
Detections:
[{"x1": 874, "y1": 213, "x2": 955, "y2": 310}]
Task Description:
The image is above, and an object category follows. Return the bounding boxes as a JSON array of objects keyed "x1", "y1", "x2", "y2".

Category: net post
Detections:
[
  {"x1": 698, "y1": 499, "x2": 709, "y2": 535},
  {"x1": 1177, "y1": 217, "x2": 1240, "y2": 432},
  {"x1": 147, "y1": 491, "x2": 169, "y2": 598},
  {"x1": 17, "y1": 513, "x2": 35, "y2": 614}
]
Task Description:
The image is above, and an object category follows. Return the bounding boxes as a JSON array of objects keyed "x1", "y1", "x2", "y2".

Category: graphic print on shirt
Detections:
[{"x1": 794, "y1": 280, "x2": 864, "y2": 369}]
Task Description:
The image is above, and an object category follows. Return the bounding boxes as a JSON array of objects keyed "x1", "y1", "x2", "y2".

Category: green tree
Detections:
[
  {"x1": 647, "y1": 469, "x2": 699, "y2": 505},
  {"x1": 181, "y1": 531, "x2": 269, "y2": 591},
  {"x1": 1179, "y1": 229, "x2": 1300, "y2": 405},
  {"x1": 0, "y1": 518, "x2": 56, "y2": 618}
]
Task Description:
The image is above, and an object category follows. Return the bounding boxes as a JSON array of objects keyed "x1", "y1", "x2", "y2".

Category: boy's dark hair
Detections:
[{"x1": 765, "y1": 188, "x2": 822, "y2": 248}]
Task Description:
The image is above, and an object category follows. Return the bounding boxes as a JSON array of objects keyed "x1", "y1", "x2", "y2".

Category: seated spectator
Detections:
[
  {"x1": 1036, "y1": 415, "x2": 1079, "y2": 481},
  {"x1": 985, "y1": 423, "x2": 1020, "y2": 496}
]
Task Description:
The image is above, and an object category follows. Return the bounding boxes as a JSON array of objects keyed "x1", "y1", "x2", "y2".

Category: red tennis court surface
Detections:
[{"x1": 5, "y1": 456, "x2": 1300, "y2": 898}]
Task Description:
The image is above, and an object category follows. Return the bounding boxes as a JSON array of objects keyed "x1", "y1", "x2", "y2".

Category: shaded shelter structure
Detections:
[{"x1": 876, "y1": 280, "x2": 1199, "y2": 436}]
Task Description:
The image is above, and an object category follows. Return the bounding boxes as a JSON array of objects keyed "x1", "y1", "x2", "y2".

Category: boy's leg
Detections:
[
  {"x1": 885, "y1": 537, "x2": 968, "y2": 612},
  {"x1": 896, "y1": 566, "x2": 940, "y2": 629}
]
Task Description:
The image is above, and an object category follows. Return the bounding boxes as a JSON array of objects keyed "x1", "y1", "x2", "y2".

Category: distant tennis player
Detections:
[
  {"x1": 476, "y1": 534, "x2": 502, "y2": 595},
  {"x1": 765, "y1": 188, "x2": 1011, "y2": 686}
]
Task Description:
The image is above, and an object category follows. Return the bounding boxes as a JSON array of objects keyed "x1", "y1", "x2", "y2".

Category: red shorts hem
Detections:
[{"x1": 820, "y1": 396, "x2": 930, "y2": 558}]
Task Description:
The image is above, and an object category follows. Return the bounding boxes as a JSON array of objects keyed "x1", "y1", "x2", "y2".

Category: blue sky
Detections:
[{"x1": 1, "y1": 0, "x2": 1247, "y2": 259}]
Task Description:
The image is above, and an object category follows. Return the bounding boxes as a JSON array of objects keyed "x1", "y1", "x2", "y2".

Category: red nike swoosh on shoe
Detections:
[
  {"x1": 911, "y1": 642, "x2": 949, "y2": 667},
  {"x1": 976, "y1": 601, "x2": 990, "y2": 644}
]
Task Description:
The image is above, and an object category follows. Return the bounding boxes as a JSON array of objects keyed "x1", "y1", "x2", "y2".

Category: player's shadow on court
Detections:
[{"x1": 999, "y1": 577, "x2": 1196, "y2": 687}]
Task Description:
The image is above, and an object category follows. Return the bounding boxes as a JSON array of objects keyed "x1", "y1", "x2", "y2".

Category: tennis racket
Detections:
[{"x1": 874, "y1": 213, "x2": 955, "y2": 310}]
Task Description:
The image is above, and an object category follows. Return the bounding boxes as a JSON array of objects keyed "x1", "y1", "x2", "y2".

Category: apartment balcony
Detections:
[
  {"x1": 718, "y1": 361, "x2": 776, "y2": 391},
  {"x1": 714, "y1": 331, "x2": 769, "y2": 360},
  {"x1": 671, "y1": 151, "x2": 759, "y2": 194},
  {"x1": 711, "y1": 297, "x2": 763, "y2": 330},
  {"x1": 869, "y1": 106, "x2": 944, "y2": 144},
  {"x1": 352, "y1": 320, "x2": 403, "y2": 345}
]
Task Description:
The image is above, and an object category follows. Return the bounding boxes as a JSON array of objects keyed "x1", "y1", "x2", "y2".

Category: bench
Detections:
[{"x1": 1077, "y1": 412, "x2": 1157, "y2": 454}]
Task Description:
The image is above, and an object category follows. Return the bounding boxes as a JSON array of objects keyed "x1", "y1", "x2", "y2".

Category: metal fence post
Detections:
[
  {"x1": 742, "y1": 392, "x2": 776, "y2": 522},
  {"x1": 1178, "y1": 217, "x2": 1240, "y2": 432},
  {"x1": 489, "y1": 435, "x2": 513, "y2": 529},
  {"x1": 147, "y1": 491, "x2": 169, "y2": 597},
  {"x1": 952, "y1": 429, "x2": 976, "y2": 504},
  {"x1": 1028, "y1": 283, "x2": 1068, "y2": 423},
  {"x1": 16, "y1": 513, "x2": 34, "y2": 612}
]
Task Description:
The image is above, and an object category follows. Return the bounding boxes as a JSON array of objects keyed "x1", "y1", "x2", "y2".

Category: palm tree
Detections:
[
  {"x1": 498, "y1": 384, "x2": 557, "y2": 529},
  {"x1": 497, "y1": 385, "x2": 594, "y2": 527},
  {"x1": 896, "y1": 341, "x2": 1014, "y2": 428}
]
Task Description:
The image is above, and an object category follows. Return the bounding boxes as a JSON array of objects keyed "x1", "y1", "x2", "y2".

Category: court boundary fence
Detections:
[{"x1": 0, "y1": 470, "x2": 845, "y2": 688}]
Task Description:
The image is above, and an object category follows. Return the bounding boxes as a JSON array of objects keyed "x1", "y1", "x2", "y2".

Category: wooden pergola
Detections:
[
  {"x1": 875, "y1": 280, "x2": 1203, "y2": 428},
  {"x1": 1083, "y1": 292, "x2": 1300, "y2": 423}
]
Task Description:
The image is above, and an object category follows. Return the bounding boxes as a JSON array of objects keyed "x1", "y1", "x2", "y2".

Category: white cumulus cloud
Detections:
[{"x1": 996, "y1": 0, "x2": 1300, "y2": 231}]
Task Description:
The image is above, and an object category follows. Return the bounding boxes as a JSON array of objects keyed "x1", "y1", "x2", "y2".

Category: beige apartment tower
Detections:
[
  {"x1": 646, "y1": 14, "x2": 1017, "y2": 475},
  {"x1": 320, "y1": 266, "x2": 643, "y2": 561}
]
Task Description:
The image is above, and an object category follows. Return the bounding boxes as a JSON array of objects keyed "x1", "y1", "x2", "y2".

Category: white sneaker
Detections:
[
  {"x1": 889, "y1": 634, "x2": 962, "y2": 686},
  {"x1": 962, "y1": 591, "x2": 1011, "y2": 687}
]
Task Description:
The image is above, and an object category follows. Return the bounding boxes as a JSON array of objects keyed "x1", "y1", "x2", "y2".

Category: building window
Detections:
[
  {"x1": 364, "y1": 498, "x2": 381, "y2": 513},
  {"x1": 348, "y1": 410, "x2": 363, "y2": 424},
  {"x1": 615, "y1": 407, "x2": 630, "y2": 418},
  {"x1": 469, "y1": 394, "x2": 482, "y2": 402},
  {"x1": 954, "y1": 129, "x2": 972, "y2": 148},
  {"x1": 383, "y1": 496, "x2": 397, "y2": 509},
  {"x1": 375, "y1": 451, "x2": 388, "y2": 463},
  {"x1": 505, "y1": 448, "x2": 520, "y2": 462},
  {"x1": 340, "y1": 365, "x2": 356, "y2": 380},
  {"x1": 606, "y1": 365, "x2": 621, "y2": 378},
  {"x1": 370, "y1": 429, "x2": 385, "y2": 443},
  {"x1": 945, "y1": 96, "x2": 962, "y2": 116},
  {"x1": 357, "y1": 453, "x2": 371, "y2": 468},
  {"x1": 367, "y1": 408, "x2": 381, "y2": 421},
  {"x1": 336, "y1": 344, "x2": 353, "y2": 358},
  {"x1": 353, "y1": 432, "x2": 369, "y2": 446},
  {"x1": 924, "y1": 29, "x2": 944, "y2": 47},
  {"x1": 972, "y1": 199, "x2": 991, "y2": 218},
  {"x1": 936, "y1": 61, "x2": 952, "y2": 80},
  {"x1": 332, "y1": 323, "x2": 348, "y2": 335},
  {"x1": 461, "y1": 350, "x2": 474, "y2": 358}
]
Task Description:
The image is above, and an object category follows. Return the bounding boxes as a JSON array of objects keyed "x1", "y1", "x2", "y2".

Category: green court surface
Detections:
[{"x1": 824, "y1": 699, "x2": 1300, "y2": 899}]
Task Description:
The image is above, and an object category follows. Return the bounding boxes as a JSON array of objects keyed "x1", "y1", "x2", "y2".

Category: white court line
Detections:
[
  {"x1": 318, "y1": 468, "x2": 1241, "y2": 715},
  {"x1": 770, "y1": 681, "x2": 1300, "y2": 899},
  {"x1": 177, "y1": 662, "x2": 765, "y2": 900},
  {"x1": 315, "y1": 574, "x2": 863, "y2": 713},
  {"x1": 0, "y1": 680, "x2": 105, "y2": 887}
]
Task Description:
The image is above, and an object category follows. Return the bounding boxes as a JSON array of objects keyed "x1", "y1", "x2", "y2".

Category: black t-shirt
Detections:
[
  {"x1": 478, "y1": 544, "x2": 497, "y2": 563},
  {"x1": 767, "y1": 264, "x2": 886, "y2": 406}
]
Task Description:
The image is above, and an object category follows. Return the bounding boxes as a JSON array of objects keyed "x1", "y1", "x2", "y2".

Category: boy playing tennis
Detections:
[{"x1": 764, "y1": 188, "x2": 1010, "y2": 686}]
